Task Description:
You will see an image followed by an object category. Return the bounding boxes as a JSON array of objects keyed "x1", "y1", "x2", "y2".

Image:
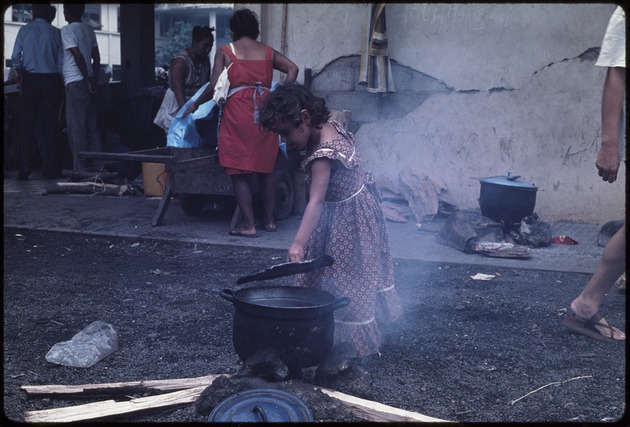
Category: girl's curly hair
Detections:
[{"x1": 259, "y1": 83, "x2": 330, "y2": 132}]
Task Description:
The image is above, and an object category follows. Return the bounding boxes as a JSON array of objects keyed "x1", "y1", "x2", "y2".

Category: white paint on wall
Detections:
[{"x1": 263, "y1": 3, "x2": 625, "y2": 223}]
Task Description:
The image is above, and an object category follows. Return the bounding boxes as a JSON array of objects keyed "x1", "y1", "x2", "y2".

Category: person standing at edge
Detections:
[
  {"x1": 154, "y1": 26, "x2": 215, "y2": 137},
  {"x1": 183, "y1": 8, "x2": 299, "y2": 237},
  {"x1": 61, "y1": 3, "x2": 102, "y2": 173},
  {"x1": 563, "y1": 6, "x2": 625, "y2": 343},
  {"x1": 10, "y1": 3, "x2": 64, "y2": 180}
]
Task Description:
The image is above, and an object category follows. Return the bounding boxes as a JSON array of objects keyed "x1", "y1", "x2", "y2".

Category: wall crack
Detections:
[{"x1": 533, "y1": 47, "x2": 600, "y2": 76}]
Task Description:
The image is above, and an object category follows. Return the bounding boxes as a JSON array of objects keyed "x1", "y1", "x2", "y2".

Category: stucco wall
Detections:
[{"x1": 260, "y1": 3, "x2": 625, "y2": 224}]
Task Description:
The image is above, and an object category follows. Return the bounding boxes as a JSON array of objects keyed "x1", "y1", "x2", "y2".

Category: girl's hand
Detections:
[
  {"x1": 287, "y1": 158, "x2": 331, "y2": 263},
  {"x1": 288, "y1": 243, "x2": 305, "y2": 262}
]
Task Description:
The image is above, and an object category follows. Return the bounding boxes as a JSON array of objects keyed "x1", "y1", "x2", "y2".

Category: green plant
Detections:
[{"x1": 155, "y1": 21, "x2": 194, "y2": 68}]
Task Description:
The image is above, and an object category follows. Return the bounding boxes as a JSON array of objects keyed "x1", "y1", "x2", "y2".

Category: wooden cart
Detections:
[{"x1": 78, "y1": 147, "x2": 296, "y2": 227}]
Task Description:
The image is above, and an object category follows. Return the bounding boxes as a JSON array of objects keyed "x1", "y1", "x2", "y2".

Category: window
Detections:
[
  {"x1": 11, "y1": 4, "x2": 32, "y2": 23},
  {"x1": 82, "y1": 4, "x2": 102, "y2": 30},
  {"x1": 154, "y1": 4, "x2": 233, "y2": 68}
]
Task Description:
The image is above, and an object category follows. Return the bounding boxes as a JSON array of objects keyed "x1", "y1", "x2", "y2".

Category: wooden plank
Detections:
[
  {"x1": 21, "y1": 374, "x2": 222, "y2": 396},
  {"x1": 78, "y1": 151, "x2": 175, "y2": 164},
  {"x1": 316, "y1": 387, "x2": 448, "y2": 423},
  {"x1": 170, "y1": 155, "x2": 217, "y2": 170},
  {"x1": 23, "y1": 385, "x2": 208, "y2": 423},
  {"x1": 22, "y1": 375, "x2": 448, "y2": 423}
]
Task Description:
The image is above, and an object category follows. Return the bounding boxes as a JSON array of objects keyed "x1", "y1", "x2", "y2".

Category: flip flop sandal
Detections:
[
  {"x1": 228, "y1": 229, "x2": 259, "y2": 238},
  {"x1": 562, "y1": 311, "x2": 623, "y2": 343}
]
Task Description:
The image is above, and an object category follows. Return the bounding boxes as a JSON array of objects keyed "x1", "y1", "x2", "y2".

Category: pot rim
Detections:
[
  {"x1": 219, "y1": 286, "x2": 350, "y2": 318},
  {"x1": 229, "y1": 285, "x2": 336, "y2": 304},
  {"x1": 480, "y1": 176, "x2": 537, "y2": 190}
]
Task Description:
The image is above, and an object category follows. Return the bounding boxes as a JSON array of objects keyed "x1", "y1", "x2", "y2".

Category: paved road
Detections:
[{"x1": 3, "y1": 172, "x2": 605, "y2": 274}]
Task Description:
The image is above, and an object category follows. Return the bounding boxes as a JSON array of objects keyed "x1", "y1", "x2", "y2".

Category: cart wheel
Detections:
[
  {"x1": 273, "y1": 170, "x2": 294, "y2": 221},
  {"x1": 179, "y1": 194, "x2": 206, "y2": 216}
]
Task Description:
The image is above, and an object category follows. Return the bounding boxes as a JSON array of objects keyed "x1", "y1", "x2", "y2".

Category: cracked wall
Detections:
[{"x1": 261, "y1": 3, "x2": 624, "y2": 223}]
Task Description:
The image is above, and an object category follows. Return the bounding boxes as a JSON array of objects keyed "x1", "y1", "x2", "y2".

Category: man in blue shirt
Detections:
[{"x1": 10, "y1": 3, "x2": 64, "y2": 180}]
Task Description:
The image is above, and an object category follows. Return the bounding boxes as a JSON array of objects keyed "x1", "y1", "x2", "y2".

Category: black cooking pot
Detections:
[
  {"x1": 479, "y1": 173, "x2": 538, "y2": 225},
  {"x1": 220, "y1": 286, "x2": 350, "y2": 370}
]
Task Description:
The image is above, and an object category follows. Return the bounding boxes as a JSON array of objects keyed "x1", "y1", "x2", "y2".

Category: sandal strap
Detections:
[{"x1": 584, "y1": 312, "x2": 615, "y2": 339}]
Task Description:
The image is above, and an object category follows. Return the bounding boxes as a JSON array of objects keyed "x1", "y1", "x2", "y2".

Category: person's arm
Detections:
[
  {"x1": 91, "y1": 43, "x2": 100, "y2": 89},
  {"x1": 597, "y1": 66, "x2": 625, "y2": 183},
  {"x1": 68, "y1": 47, "x2": 90, "y2": 81},
  {"x1": 68, "y1": 45, "x2": 98, "y2": 94},
  {"x1": 182, "y1": 48, "x2": 226, "y2": 118},
  {"x1": 56, "y1": 31, "x2": 64, "y2": 75},
  {"x1": 169, "y1": 57, "x2": 188, "y2": 108},
  {"x1": 288, "y1": 158, "x2": 331, "y2": 261},
  {"x1": 272, "y1": 50, "x2": 299, "y2": 84},
  {"x1": 10, "y1": 29, "x2": 24, "y2": 78}
]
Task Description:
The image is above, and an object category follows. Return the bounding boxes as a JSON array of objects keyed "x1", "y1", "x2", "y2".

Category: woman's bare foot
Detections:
[
  {"x1": 239, "y1": 227, "x2": 257, "y2": 236},
  {"x1": 263, "y1": 223, "x2": 277, "y2": 232},
  {"x1": 229, "y1": 223, "x2": 258, "y2": 237}
]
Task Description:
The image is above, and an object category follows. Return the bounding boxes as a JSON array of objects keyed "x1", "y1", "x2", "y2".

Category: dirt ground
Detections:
[{"x1": 3, "y1": 228, "x2": 627, "y2": 423}]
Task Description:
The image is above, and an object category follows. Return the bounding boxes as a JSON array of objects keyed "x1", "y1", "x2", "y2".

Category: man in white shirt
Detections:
[
  {"x1": 61, "y1": 3, "x2": 102, "y2": 173},
  {"x1": 563, "y1": 6, "x2": 625, "y2": 343}
]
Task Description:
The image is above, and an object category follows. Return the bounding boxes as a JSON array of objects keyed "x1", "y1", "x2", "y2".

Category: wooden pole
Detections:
[
  {"x1": 21, "y1": 374, "x2": 222, "y2": 396},
  {"x1": 24, "y1": 385, "x2": 208, "y2": 423},
  {"x1": 44, "y1": 182, "x2": 130, "y2": 196},
  {"x1": 281, "y1": 3, "x2": 288, "y2": 56},
  {"x1": 317, "y1": 387, "x2": 448, "y2": 422}
]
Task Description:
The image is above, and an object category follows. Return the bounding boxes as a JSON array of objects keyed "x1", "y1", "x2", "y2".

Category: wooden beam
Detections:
[
  {"x1": 21, "y1": 374, "x2": 223, "y2": 396},
  {"x1": 24, "y1": 385, "x2": 207, "y2": 423},
  {"x1": 316, "y1": 387, "x2": 448, "y2": 423},
  {"x1": 44, "y1": 182, "x2": 130, "y2": 196}
]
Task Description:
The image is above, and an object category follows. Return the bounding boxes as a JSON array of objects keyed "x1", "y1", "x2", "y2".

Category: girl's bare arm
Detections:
[{"x1": 288, "y1": 158, "x2": 331, "y2": 261}]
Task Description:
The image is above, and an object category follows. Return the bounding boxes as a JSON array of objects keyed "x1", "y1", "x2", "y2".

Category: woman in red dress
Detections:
[{"x1": 185, "y1": 9, "x2": 298, "y2": 236}]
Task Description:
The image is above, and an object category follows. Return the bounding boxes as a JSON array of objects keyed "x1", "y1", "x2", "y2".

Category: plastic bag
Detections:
[
  {"x1": 45, "y1": 320, "x2": 119, "y2": 368},
  {"x1": 153, "y1": 89, "x2": 180, "y2": 132},
  {"x1": 167, "y1": 80, "x2": 281, "y2": 149},
  {"x1": 212, "y1": 64, "x2": 231, "y2": 105},
  {"x1": 167, "y1": 82, "x2": 219, "y2": 148}
]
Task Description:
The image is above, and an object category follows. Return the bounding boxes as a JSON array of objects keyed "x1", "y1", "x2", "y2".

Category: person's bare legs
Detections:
[
  {"x1": 230, "y1": 174, "x2": 257, "y2": 235},
  {"x1": 258, "y1": 172, "x2": 277, "y2": 230},
  {"x1": 570, "y1": 225, "x2": 626, "y2": 340}
]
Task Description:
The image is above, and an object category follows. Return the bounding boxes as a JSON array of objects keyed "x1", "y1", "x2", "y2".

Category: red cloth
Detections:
[{"x1": 218, "y1": 44, "x2": 278, "y2": 174}]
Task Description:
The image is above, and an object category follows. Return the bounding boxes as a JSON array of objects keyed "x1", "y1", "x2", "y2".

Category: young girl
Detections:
[{"x1": 259, "y1": 83, "x2": 403, "y2": 358}]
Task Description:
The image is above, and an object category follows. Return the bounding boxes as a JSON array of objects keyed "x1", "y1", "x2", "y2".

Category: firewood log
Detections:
[
  {"x1": 20, "y1": 374, "x2": 222, "y2": 396},
  {"x1": 44, "y1": 182, "x2": 129, "y2": 196},
  {"x1": 316, "y1": 387, "x2": 448, "y2": 422},
  {"x1": 23, "y1": 385, "x2": 207, "y2": 422}
]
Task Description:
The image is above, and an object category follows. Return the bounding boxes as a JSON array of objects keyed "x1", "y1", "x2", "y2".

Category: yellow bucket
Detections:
[{"x1": 141, "y1": 162, "x2": 169, "y2": 197}]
